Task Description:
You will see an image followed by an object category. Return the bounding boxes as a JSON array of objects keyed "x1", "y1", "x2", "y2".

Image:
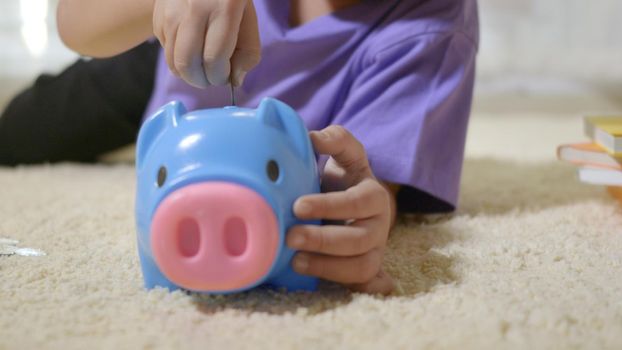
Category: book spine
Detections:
[{"x1": 594, "y1": 127, "x2": 619, "y2": 155}]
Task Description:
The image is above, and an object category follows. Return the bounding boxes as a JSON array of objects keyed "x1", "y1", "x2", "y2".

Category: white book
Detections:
[{"x1": 578, "y1": 167, "x2": 622, "y2": 186}]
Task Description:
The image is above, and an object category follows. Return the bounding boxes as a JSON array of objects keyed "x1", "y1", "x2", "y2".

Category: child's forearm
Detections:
[{"x1": 57, "y1": 0, "x2": 154, "y2": 57}]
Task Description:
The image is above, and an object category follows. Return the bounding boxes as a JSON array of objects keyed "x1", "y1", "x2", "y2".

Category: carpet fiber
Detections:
[{"x1": 1, "y1": 111, "x2": 621, "y2": 349}]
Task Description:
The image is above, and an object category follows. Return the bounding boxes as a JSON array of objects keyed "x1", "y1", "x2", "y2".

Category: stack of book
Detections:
[{"x1": 557, "y1": 116, "x2": 622, "y2": 202}]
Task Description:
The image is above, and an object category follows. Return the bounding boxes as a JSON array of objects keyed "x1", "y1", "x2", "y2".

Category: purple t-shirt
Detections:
[{"x1": 144, "y1": 0, "x2": 479, "y2": 212}]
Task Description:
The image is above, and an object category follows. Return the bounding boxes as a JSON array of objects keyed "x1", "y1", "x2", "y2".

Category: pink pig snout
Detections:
[{"x1": 151, "y1": 182, "x2": 279, "y2": 291}]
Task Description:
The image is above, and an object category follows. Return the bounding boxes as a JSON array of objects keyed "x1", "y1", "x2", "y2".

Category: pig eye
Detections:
[
  {"x1": 266, "y1": 160, "x2": 279, "y2": 182},
  {"x1": 157, "y1": 166, "x2": 167, "y2": 187}
]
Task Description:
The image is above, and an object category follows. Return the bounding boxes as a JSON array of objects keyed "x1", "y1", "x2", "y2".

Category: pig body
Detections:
[{"x1": 135, "y1": 98, "x2": 320, "y2": 293}]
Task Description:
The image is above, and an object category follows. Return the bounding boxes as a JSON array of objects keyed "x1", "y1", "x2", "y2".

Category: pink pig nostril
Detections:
[
  {"x1": 177, "y1": 218, "x2": 200, "y2": 257},
  {"x1": 223, "y1": 217, "x2": 247, "y2": 257}
]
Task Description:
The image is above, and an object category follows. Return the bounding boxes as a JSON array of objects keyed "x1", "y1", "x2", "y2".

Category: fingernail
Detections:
[
  {"x1": 288, "y1": 233, "x2": 305, "y2": 249},
  {"x1": 294, "y1": 200, "x2": 312, "y2": 217},
  {"x1": 204, "y1": 58, "x2": 229, "y2": 86},
  {"x1": 312, "y1": 130, "x2": 328, "y2": 140},
  {"x1": 293, "y1": 253, "x2": 309, "y2": 272},
  {"x1": 234, "y1": 70, "x2": 247, "y2": 87}
]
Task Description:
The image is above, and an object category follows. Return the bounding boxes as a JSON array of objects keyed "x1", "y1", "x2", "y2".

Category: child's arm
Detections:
[
  {"x1": 287, "y1": 126, "x2": 396, "y2": 296},
  {"x1": 57, "y1": 0, "x2": 154, "y2": 58},
  {"x1": 57, "y1": 0, "x2": 261, "y2": 87}
]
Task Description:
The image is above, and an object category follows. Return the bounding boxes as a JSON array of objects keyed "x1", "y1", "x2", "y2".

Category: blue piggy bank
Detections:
[{"x1": 135, "y1": 98, "x2": 320, "y2": 293}]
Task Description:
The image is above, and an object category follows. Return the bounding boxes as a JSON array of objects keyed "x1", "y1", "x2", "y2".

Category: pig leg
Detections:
[
  {"x1": 269, "y1": 265, "x2": 318, "y2": 291},
  {"x1": 137, "y1": 241, "x2": 179, "y2": 291}
]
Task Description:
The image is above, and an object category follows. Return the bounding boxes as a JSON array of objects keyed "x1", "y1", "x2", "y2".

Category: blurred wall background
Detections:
[
  {"x1": 476, "y1": 0, "x2": 622, "y2": 112},
  {"x1": 0, "y1": 0, "x2": 74, "y2": 105},
  {"x1": 0, "y1": 0, "x2": 73, "y2": 77},
  {"x1": 1, "y1": 0, "x2": 621, "y2": 110},
  {"x1": 479, "y1": 0, "x2": 622, "y2": 83}
]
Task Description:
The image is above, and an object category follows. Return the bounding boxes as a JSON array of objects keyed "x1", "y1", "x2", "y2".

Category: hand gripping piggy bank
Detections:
[{"x1": 135, "y1": 98, "x2": 320, "y2": 293}]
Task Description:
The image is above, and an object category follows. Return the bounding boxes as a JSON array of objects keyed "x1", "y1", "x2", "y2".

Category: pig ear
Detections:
[
  {"x1": 257, "y1": 98, "x2": 312, "y2": 163},
  {"x1": 136, "y1": 101, "x2": 186, "y2": 169}
]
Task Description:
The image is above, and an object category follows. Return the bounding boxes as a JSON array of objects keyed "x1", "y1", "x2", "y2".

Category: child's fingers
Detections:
[
  {"x1": 202, "y1": 1, "x2": 246, "y2": 85},
  {"x1": 152, "y1": 2, "x2": 181, "y2": 77},
  {"x1": 347, "y1": 268, "x2": 395, "y2": 296},
  {"x1": 230, "y1": 1, "x2": 261, "y2": 86},
  {"x1": 155, "y1": 15, "x2": 179, "y2": 77},
  {"x1": 309, "y1": 126, "x2": 373, "y2": 179},
  {"x1": 173, "y1": 14, "x2": 209, "y2": 88},
  {"x1": 293, "y1": 178, "x2": 388, "y2": 220},
  {"x1": 291, "y1": 249, "x2": 383, "y2": 284},
  {"x1": 287, "y1": 218, "x2": 385, "y2": 256},
  {"x1": 164, "y1": 26, "x2": 179, "y2": 77},
  {"x1": 152, "y1": 3, "x2": 165, "y2": 47}
]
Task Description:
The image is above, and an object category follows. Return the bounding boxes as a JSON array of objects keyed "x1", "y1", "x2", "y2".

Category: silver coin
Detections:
[
  {"x1": 230, "y1": 83, "x2": 236, "y2": 106},
  {"x1": 0, "y1": 245, "x2": 17, "y2": 255},
  {"x1": 0, "y1": 238, "x2": 19, "y2": 245},
  {"x1": 14, "y1": 247, "x2": 46, "y2": 256}
]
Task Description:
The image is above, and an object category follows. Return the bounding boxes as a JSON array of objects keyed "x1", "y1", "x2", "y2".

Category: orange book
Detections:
[
  {"x1": 607, "y1": 186, "x2": 622, "y2": 204},
  {"x1": 557, "y1": 142, "x2": 622, "y2": 170}
]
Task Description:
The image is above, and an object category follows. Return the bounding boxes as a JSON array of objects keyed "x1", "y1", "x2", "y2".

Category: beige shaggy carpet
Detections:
[{"x1": 1, "y1": 108, "x2": 622, "y2": 349}]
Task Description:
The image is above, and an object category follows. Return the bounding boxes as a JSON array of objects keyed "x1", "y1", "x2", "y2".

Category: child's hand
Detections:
[
  {"x1": 153, "y1": 0, "x2": 261, "y2": 88},
  {"x1": 287, "y1": 126, "x2": 395, "y2": 295}
]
